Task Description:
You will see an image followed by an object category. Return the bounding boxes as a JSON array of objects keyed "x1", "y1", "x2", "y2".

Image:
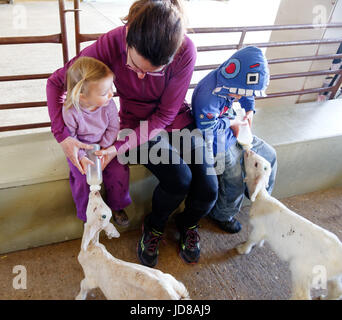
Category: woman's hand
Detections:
[
  {"x1": 94, "y1": 146, "x2": 118, "y2": 170},
  {"x1": 60, "y1": 136, "x2": 93, "y2": 174}
]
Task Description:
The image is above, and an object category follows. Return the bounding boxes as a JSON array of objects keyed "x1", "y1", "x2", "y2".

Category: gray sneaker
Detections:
[{"x1": 136, "y1": 216, "x2": 163, "y2": 268}]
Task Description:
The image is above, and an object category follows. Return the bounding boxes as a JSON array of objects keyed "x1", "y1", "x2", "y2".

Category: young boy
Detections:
[{"x1": 191, "y1": 46, "x2": 277, "y2": 233}]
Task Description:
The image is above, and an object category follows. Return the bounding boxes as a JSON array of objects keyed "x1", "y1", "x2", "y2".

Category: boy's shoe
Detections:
[
  {"x1": 112, "y1": 209, "x2": 130, "y2": 227},
  {"x1": 210, "y1": 216, "x2": 242, "y2": 234},
  {"x1": 137, "y1": 216, "x2": 163, "y2": 268},
  {"x1": 178, "y1": 225, "x2": 201, "y2": 264}
]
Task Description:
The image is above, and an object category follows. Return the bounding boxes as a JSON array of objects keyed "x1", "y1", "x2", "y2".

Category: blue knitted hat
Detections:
[{"x1": 213, "y1": 46, "x2": 270, "y2": 97}]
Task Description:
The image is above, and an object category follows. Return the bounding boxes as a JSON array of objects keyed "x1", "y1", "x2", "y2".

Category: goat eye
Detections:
[
  {"x1": 264, "y1": 167, "x2": 267, "y2": 171},
  {"x1": 102, "y1": 215, "x2": 106, "y2": 219},
  {"x1": 255, "y1": 163, "x2": 258, "y2": 167}
]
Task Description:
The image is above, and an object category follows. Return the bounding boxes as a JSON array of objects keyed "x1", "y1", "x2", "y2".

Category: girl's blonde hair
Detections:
[{"x1": 65, "y1": 57, "x2": 113, "y2": 110}]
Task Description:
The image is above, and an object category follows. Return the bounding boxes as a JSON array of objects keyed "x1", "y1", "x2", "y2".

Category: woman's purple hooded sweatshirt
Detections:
[{"x1": 46, "y1": 26, "x2": 196, "y2": 155}]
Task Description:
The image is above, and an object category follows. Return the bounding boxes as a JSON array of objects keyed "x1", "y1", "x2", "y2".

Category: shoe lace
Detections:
[
  {"x1": 145, "y1": 232, "x2": 164, "y2": 253},
  {"x1": 185, "y1": 226, "x2": 200, "y2": 249}
]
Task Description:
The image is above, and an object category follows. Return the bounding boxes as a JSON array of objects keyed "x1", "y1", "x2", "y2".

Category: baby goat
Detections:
[
  {"x1": 76, "y1": 186, "x2": 190, "y2": 300},
  {"x1": 236, "y1": 150, "x2": 342, "y2": 300}
]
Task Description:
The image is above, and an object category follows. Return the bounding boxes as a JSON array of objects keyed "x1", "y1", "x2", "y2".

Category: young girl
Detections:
[{"x1": 62, "y1": 56, "x2": 131, "y2": 226}]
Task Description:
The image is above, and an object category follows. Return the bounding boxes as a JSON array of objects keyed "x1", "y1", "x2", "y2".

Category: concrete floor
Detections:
[{"x1": 1, "y1": 187, "x2": 341, "y2": 300}]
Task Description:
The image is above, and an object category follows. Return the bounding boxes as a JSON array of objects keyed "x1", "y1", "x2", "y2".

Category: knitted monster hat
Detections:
[{"x1": 212, "y1": 46, "x2": 270, "y2": 97}]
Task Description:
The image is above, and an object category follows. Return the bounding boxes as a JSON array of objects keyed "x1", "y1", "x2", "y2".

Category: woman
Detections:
[{"x1": 47, "y1": 0, "x2": 218, "y2": 268}]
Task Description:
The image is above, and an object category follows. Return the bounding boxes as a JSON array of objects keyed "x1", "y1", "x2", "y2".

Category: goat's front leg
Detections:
[
  {"x1": 236, "y1": 227, "x2": 264, "y2": 255},
  {"x1": 75, "y1": 278, "x2": 91, "y2": 300},
  {"x1": 290, "y1": 271, "x2": 312, "y2": 300},
  {"x1": 290, "y1": 283, "x2": 311, "y2": 300},
  {"x1": 236, "y1": 239, "x2": 257, "y2": 255},
  {"x1": 321, "y1": 277, "x2": 342, "y2": 300}
]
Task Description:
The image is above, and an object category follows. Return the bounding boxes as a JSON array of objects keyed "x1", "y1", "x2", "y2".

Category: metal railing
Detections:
[
  {"x1": 0, "y1": 0, "x2": 69, "y2": 132},
  {"x1": 1, "y1": 0, "x2": 341, "y2": 132},
  {"x1": 188, "y1": 25, "x2": 342, "y2": 100},
  {"x1": 72, "y1": 0, "x2": 342, "y2": 101}
]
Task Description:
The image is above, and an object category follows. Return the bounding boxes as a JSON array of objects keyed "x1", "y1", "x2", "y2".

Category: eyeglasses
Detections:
[{"x1": 126, "y1": 48, "x2": 166, "y2": 77}]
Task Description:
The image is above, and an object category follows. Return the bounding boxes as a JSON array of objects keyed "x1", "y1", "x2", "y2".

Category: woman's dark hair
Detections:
[{"x1": 123, "y1": 0, "x2": 186, "y2": 67}]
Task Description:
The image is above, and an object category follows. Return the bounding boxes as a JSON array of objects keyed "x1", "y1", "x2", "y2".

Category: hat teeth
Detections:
[
  {"x1": 261, "y1": 90, "x2": 267, "y2": 97},
  {"x1": 254, "y1": 90, "x2": 261, "y2": 97},
  {"x1": 229, "y1": 87, "x2": 237, "y2": 93},
  {"x1": 212, "y1": 87, "x2": 222, "y2": 94},
  {"x1": 245, "y1": 89, "x2": 254, "y2": 96},
  {"x1": 237, "y1": 88, "x2": 245, "y2": 95}
]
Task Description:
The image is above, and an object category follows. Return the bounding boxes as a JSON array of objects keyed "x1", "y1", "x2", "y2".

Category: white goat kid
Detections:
[
  {"x1": 76, "y1": 187, "x2": 190, "y2": 300},
  {"x1": 236, "y1": 150, "x2": 342, "y2": 300}
]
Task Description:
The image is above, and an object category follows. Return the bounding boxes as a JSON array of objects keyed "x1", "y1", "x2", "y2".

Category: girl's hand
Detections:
[
  {"x1": 244, "y1": 110, "x2": 254, "y2": 128},
  {"x1": 230, "y1": 117, "x2": 248, "y2": 138},
  {"x1": 80, "y1": 157, "x2": 95, "y2": 174},
  {"x1": 60, "y1": 136, "x2": 93, "y2": 174},
  {"x1": 94, "y1": 146, "x2": 118, "y2": 170}
]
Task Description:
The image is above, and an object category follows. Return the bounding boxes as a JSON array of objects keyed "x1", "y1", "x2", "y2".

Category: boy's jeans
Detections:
[{"x1": 209, "y1": 136, "x2": 277, "y2": 222}]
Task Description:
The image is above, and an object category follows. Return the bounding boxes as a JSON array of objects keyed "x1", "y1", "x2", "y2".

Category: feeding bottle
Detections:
[
  {"x1": 235, "y1": 108, "x2": 253, "y2": 149},
  {"x1": 86, "y1": 144, "x2": 103, "y2": 187}
]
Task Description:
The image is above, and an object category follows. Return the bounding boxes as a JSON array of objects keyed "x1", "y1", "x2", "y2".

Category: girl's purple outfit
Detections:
[{"x1": 62, "y1": 100, "x2": 131, "y2": 222}]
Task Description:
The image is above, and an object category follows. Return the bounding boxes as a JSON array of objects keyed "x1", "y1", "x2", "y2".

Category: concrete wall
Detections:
[
  {"x1": 1, "y1": 99, "x2": 342, "y2": 254},
  {"x1": 0, "y1": 136, "x2": 160, "y2": 253}
]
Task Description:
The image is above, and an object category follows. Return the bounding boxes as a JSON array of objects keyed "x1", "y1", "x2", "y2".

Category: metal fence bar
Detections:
[
  {"x1": 74, "y1": 0, "x2": 81, "y2": 55},
  {"x1": 256, "y1": 86, "x2": 335, "y2": 99},
  {"x1": 0, "y1": 0, "x2": 70, "y2": 132},
  {"x1": 0, "y1": 34, "x2": 62, "y2": 45},
  {"x1": 196, "y1": 38, "x2": 342, "y2": 52},
  {"x1": 329, "y1": 73, "x2": 342, "y2": 99},
  {"x1": 58, "y1": 0, "x2": 69, "y2": 65},
  {"x1": 270, "y1": 69, "x2": 342, "y2": 80},
  {"x1": 189, "y1": 23, "x2": 342, "y2": 33},
  {"x1": 0, "y1": 102, "x2": 47, "y2": 110},
  {"x1": 194, "y1": 54, "x2": 342, "y2": 71},
  {"x1": 0, "y1": 74, "x2": 52, "y2": 82},
  {"x1": 0, "y1": 122, "x2": 51, "y2": 132},
  {"x1": 267, "y1": 53, "x2": 342, "y2": 64}
]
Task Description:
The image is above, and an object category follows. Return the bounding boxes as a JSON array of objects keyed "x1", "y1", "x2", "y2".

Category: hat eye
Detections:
[
  {"x1": 246, "y1": 73, "x2": 259, "y2": 84},
  {"x1": 221, "y1": 58, "x2": 240, "y2": 79}
]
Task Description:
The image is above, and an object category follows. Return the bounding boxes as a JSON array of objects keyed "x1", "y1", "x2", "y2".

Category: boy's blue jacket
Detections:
[{"x1": 191, "y1": 46, "x2": 269, "y2": 156}]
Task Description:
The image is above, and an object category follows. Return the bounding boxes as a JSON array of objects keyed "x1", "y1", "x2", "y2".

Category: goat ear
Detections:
[
  {"x1": 249, "y1": 175, "x2": 263, "y2": 202},
  {"x1": 81, "y1": 223, "x2": 98, "y2": 251}
]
